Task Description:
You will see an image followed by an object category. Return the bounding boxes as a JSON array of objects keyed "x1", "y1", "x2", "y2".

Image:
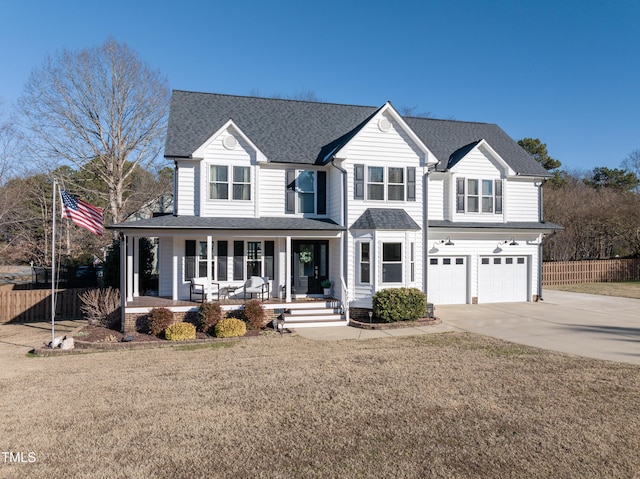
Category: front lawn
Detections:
[
  {"x1": 546, "y1": 281, "x2": 640, "y2": 299},
  {"x1": 2, "y1": 332, "x2": 639, "y2": 478}
]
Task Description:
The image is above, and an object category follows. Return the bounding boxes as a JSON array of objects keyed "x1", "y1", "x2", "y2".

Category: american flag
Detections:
[{"x1": 60, "y1": 190, "x2": 104, "y2": 236}]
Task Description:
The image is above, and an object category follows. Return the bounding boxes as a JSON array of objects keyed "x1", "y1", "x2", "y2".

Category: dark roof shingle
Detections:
[
  {"x1": 351, "y1": 208, "x2": 420, "y2": 230},
  {"x1": 165, "y1": 90, "x2": 550, "y2": 176}
]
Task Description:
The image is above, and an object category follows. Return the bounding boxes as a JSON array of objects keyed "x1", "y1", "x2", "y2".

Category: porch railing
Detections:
[{"x1": 340, "y1": 277, "x2": 350, "y2": 323}]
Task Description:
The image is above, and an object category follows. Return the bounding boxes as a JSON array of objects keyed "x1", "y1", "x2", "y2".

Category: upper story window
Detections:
[
  {"x1": 210, "y1": 165, "x2": 251, "y2": 201},
  {"x1": 456, "y1": 177, "x2": 503, "y2": 214},
  {"x1": 286, "y1": 169, "x2": 327, "y2": 215},
  {"x1": 354, "y1": 164, "x2": 415, "y2": 202}
]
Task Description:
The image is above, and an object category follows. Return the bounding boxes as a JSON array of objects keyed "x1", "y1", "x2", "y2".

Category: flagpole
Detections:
[{"x1": 51, "y1": 179, "x2": 56, "y2": 346}]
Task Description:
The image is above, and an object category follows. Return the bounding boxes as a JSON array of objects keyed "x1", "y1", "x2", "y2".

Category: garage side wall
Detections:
[{"x1": 427, "y1": 234, "x2": 542, "y2": 305}]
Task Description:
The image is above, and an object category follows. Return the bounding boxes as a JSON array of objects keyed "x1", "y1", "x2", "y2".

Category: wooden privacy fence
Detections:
[
  {"x1": 0, "y1": 288, "x2": 92, "y2": 323},
  {"x1": 543, "y1": 259, "x2": 640, "y2": 286}
]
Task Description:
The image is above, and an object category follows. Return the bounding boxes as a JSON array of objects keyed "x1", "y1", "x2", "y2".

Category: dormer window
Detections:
[
  {"x1": 210, "y1": 165, "x2": 251, "y2": 201},
  {"x1": 457, "y1": 178, "x2": 503, "y2": 214},
  {"x1": 354, "y1": 164, "x2": 415, "y2": 202}
]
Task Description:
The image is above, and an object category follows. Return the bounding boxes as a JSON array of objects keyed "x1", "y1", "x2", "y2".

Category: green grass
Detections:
[{"x1": 546, "y1": 280, "x2": 640, "y2": 299}]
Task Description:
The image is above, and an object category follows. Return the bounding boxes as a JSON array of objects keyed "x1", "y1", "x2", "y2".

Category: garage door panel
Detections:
[
  {"x1": 428, "y1": 257, "x2": 468, "y2": 305},
  {"x1": 478, "y1": 256, "x2": 527, "y2": 303}
]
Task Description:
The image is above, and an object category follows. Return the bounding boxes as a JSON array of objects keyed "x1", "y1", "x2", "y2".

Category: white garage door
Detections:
[
  {"x1": 478, "y1": 256, "x2": 528, "y2": 303},
  {"x1": 428, "y1": 257, "x2": 468, "y2": 304}
]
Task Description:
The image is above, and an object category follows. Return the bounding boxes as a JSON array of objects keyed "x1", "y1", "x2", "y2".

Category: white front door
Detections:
[
  {"x1": 478, "y1": 256, "x2": 528, "y2": 303},
  {"x1": 427, "y1": 256, "x2": 468, "y2": 304}
]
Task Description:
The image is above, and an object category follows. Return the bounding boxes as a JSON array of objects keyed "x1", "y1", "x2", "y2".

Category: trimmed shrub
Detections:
[
  {"x1": 198, "y1": 301, "x2": 223, "y2": 333},
  {"x1": 244, "y1": 299, "x2": 266, "y2": 329},
  {"x1": 165, "y1": 322, "x2": 196, "y2": 341},
  {"x1": 214, "y1": 317, "x2": 247, "y2": 338},
  {"x1": 147, "y1": 307, "x2": 174, "y2": 336},
  {"x1": 372, "y1": 288, "x2": 427, "y2": 322}
]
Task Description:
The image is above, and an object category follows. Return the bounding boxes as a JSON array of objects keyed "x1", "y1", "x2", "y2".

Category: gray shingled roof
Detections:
[
  {"x1": 108, "y1": 215, "x2": 344, "y2": 231},
  {"x1": 165, "y1": 90, "x2": 550, "y2": 176},
  {"x1": 351, "y1": 209, "x2": 420, "y2": 230}
]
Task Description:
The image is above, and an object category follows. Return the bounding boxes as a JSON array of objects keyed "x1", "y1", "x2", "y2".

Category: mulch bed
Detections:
[{"x1": 349, "y1": 317, "x2": 441, "y2": 330}]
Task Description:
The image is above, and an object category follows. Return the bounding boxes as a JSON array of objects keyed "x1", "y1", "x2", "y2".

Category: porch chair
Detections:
[
  {"x1": 234, "y1": 276, "x2": 270, "y2": 301},
  {"x1": 190, "y1": 277, "x2": 220, "y2": 302}
]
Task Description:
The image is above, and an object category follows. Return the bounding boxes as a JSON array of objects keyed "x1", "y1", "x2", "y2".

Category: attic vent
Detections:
[
  {"x1": 222, "y1": 134, "x2": 238, "y2": 150},
  {"x1": 378, "y1": 117, "x2": 391, "y2": 132}
]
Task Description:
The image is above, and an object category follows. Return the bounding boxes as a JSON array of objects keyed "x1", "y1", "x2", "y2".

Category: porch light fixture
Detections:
[
  {"x1": 441, "y1": 237, "x2": 455, "y2": 246},
  {"x1": 508, "y1": 238, "x2": 519, "y2": 246}
]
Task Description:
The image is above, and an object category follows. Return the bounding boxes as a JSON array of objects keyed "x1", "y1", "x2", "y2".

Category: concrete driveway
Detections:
[
  {"x1": 298, "y1": 290, "x2": 640, "y2": 365},
  {"x1": 437, "y1": 290, "x2": 640, "y2": 365}
]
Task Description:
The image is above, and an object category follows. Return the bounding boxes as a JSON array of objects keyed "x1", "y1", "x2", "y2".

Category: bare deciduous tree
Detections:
[{"x1": 18, "y1": 38, "x2": 170, "y2": 223}]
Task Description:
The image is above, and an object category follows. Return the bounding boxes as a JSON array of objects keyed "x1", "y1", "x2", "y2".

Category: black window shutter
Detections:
[
  {"x1": 233, "y1": 241, "x2": 244, "y2": 281},
  {"x1": 264, "y1": 241, "x2": 274, "y2": 280},
  {"x1": 317, "y1": 171, "x2": 327, "y2": 214},
  {"x1": 456, "y1": 177, "x2": 465, "y2": 213},
  {"x1": 185, "y1": 240, "x2": 196, "y2": 280},
  {"x1": 217, "y1": 241, "x2": 228, "y2": 281},
  {"x1": 407, "y1": 167, "x2": 416, "y2": 201},
  {"x1": 285, "y1": 169, "x2": 296, "y2": 214},
  {"x1": 354, "y1": 164, "x2": 364, "y2": 199}
]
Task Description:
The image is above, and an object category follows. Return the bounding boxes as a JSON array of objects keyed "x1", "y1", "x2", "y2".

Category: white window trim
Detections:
[
  {"x1": 366, "y1": 166, "x2": 406, "y2": 202},
  {"x1": 294, "y1": 169, "x2": 317, "y2": 215},
  {"x1": 208, "y1": 164, "x2": 252, "y2": 202},
  {"x1": 381, "y1": 242, "x2": 403, "y2": 284},
  {"x1": 457, "y1": 176, "x2": 502, "y2": 215}
]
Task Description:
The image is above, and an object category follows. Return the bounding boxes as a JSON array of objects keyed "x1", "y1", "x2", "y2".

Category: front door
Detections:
[{"x1": 292, "y1": 240, "x2": 328, "y2": 295}]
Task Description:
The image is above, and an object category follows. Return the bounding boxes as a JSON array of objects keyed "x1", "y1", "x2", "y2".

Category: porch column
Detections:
[
  {"x1": 126, "y1": 235, "x2": 134, "y2": 302},
  {"x1": 285, "y1": 235, "x2": 292, "y2": 303},
  {"x1": 133, "y1": 237, "x2": 140, "y2": 298},
  {"x1": 206, "y1": 235, "x2": 213, "y2": 301},
  {"x1": 172, "y1": 240, "x2": 179, "y2": 300}
]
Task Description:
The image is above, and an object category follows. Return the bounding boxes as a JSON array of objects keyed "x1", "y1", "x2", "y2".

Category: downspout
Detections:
[
  {"x1": 424, "y1": 167, "x2": 431, "y2": 303},
  {"x1": 173, "y1": 160, "x2": 178, "y2": 216},
  {"x1": 537, "y1": 177, "x2": 549, "y2": 301},
  {"x1": 331, "y1": 158, "x2": 349, "y2": 321}
]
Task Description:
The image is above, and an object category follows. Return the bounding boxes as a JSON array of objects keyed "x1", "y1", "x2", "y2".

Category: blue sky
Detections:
[{"x1": 2, "y1": 0, "x2": 638, "y2": 172}]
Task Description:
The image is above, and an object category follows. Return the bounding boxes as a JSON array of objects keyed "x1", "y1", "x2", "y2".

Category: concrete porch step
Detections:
[{"x1": 281, "y1": 301, "x2": 346, "y2": 328}]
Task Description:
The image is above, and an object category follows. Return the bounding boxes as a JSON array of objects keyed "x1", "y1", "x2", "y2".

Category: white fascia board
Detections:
[
  {"x1": 191, "y1": 119, "x2": 267, "y2": 163},
  {"x1": 477, "y1": 140, "x2": 515, "y2": 176},
  {"x1": 333, "y1": 102, "x2": 439, "y2": 167}
]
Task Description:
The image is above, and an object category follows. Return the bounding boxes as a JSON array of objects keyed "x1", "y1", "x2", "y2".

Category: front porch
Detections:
[{"x1": 122, "y1": 295, "x2": 348, "y2": 332}]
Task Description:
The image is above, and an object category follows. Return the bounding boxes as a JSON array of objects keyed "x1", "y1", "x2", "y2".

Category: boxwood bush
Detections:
[
  {"x1": 165, "y1": 322, "x2": 196, "y2": 341},
  {"x1": 214, "y1": 317, "x2": 247, "y2": 338},
  {"x1": 372, "y1": 287, "x2": 427, "y2": 322}
]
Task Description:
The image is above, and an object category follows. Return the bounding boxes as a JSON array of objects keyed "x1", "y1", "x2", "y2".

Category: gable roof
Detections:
[
  {"x1": 351, "y1": 208, "x2": 420, "y2": 230},
  {"x1": 165, "y1": 90, "x2": 550, "y2": 176}
]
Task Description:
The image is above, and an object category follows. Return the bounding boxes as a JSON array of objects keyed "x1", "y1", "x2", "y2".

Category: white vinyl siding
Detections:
[
  {"x1": 427, "y1": 174, "x2": 445, "y2": 221},
  {"x1": 505, "y1": 179, "x2": 540, "y2": 221},
  {"x1": 450, "y1": 149, "x2": 504, "y2": 223},
  {"x1": 196, "y1": 127, "x2": 256, "y2": 218},
  {"x1": 343, "y1": 113, "x2": 425, "y2": 306},
  {"x1": 175, "y1": 161, "x2": 197, "y2": 216},
  {"x1": 259, "y1": 167, "x2": 286, "y2": 216},
  {"x1": 426, "y1": 236, "x2": 542, "y2": 304}
]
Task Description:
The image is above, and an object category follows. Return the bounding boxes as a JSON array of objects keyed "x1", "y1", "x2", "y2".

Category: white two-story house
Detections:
[{"x1": 109, "y1": 91, "x2": 561, "y2": 331}]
